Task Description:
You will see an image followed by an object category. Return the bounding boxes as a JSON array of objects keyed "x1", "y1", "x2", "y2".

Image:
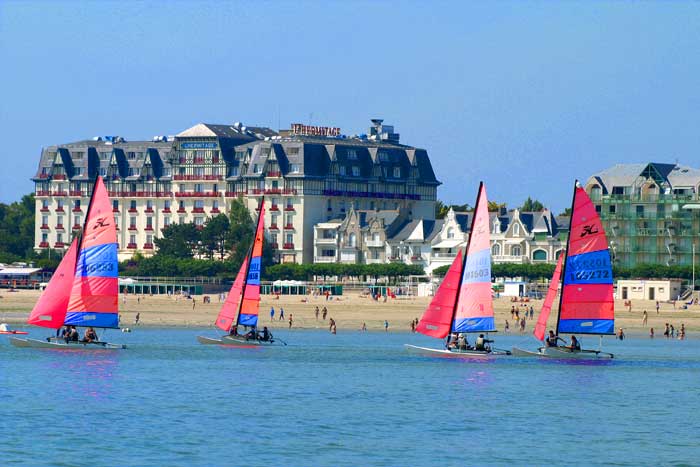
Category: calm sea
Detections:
[{"x1": 1, "y1": 329, "x2": 698, "y2": 467}]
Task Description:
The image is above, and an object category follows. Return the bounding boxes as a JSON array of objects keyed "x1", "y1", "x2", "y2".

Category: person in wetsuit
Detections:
[{"x1": 545, "y1": 330, "x2": 565, "y2": 347}]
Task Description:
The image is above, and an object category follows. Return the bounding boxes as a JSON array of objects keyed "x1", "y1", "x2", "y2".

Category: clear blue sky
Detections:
[{"x1": 1, "y1": 1, "x2": 699, "y2": 212}]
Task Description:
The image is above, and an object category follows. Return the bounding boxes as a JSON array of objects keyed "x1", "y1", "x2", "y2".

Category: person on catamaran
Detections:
[
  {"x1": 229, "y1": 325, "x2": 239, "y2": 336},
  {"x1": 257, "y1": 326, "x2": 272, "y2": 342},
  {"x1": 475, "y1": 334, "x2": 493, "y2": 351},
  {"x1": 82, "y1": 327, "x2": 98, "y2": 343},
  {"x1": 568, "y1": 335, "x2": 581, "y2": 351},
  {"x1": 545, "y1": 330, "x2": 565, "y2": 347},
  {"x1": 456, "y1": 333, "x2": 470, "y2": 351},
  {"x1": 244, "y1": 327, "x2": 257, "y2": 340},
  {"x1": 447, "y1": 332, "x2": 459, "y2": 349},
  {"x1": 66, "y1": 326, "x2": 79, "y2": 342}
]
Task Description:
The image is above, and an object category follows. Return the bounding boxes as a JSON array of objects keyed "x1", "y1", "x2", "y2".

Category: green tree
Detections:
[
  {"x1": 519, "y1": 197, "x2": 545, "y2": 212},
  {"x1": 227, "y1": 198, "x2": 256, "y2": 265},
  {"x1": 488, "y1": 201, "x2": 506, "y2": 212},
  {"x1": 201, "y1": 214, "x2": 231, "y2": 260},
  {"x1": 435, "y1": 200, "x2": 471, "y2": 219},
  {"x1": 154, "y1": 223, "x2": 199, "y2": 259},
  {"x1": 559, "y1": 207, "x2": 572, "y2": 216},
  {"x1": 0, "y1": 193, "x2": 36, "y2": 258}
]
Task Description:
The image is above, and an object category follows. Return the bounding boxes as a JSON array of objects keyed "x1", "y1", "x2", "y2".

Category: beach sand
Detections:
[{"x1": 0, "y1": 288, "x2": 698, "y2": 336}]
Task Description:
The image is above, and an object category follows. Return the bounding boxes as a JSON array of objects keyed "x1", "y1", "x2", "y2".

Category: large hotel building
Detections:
[{"x1": 32, "y1": 119, "x2": 440, "y2": 263}]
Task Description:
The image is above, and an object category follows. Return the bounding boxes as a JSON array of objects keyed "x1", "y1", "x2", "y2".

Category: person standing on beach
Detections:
[
  {"x1": 642, "y1": 310, "x2": 648, "y2": 325},
  {"x1": 410, "y1": 320, "x2": 415, "y2": 332},
  {"x1": 504, "y1": 320, "x2": 510, "y2": 333},
  {"x1": 288, "y1": 314, "x2": 293, "y2": 329},
  {"x1": 134, "y1": 312, "x2": 140, "y2": 325},
  {"x1": 663, "y1": 323, "x2": 670, "y2": 338},
  {"x1": 361, "y1": 322, "x2": 367, "y2": 332},
  {"x1": 679, "y1": 323, "x2": 685, "y2": 339},
  {"x1": 322, "y1": 307, "x2": 327, "y2": 320},
  {"x1": 329, "y1": 318, "x2": 335, "y2": 332},
  {"x1": 270, "y1": 307, "x2": 275, "y2": 321},
  {"x1": 529, "y1": 306, "x2": 534, "y2": 320},
  {"x1": 279, "y1": 307, "x2": 285, "y2": 320},
  {"x1": 384, "y1": 320, "x2": 389, "y2": 332},
  {"x1": 650, "y1": 328, "x2": 654, "y2": 338},
  {"x1": 315, "y1": 306, "x2": 319, "y2": 321},
  {"x1": 656, "y1": 301, "x2": 660, "y2": 314},
  {"x1": 192, "y1": 298, "x2": 196, "y2": 310}
]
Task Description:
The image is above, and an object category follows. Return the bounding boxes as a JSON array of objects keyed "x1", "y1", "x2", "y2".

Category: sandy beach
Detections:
[{"x1": 1, "y1": 288, "x2": 698, "y2": 337}]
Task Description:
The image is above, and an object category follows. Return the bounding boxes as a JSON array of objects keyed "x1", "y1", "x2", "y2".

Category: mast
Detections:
[
  {"x1": 75, "y1": 175, "x2": 99, "y2": 265},
  {"x1": 234, "y1": 196, "x2": 264, "y2": 329},
  {"x1": 555, "y1": 180, "x2": 578, "y2": 335},
  {"x1": 447, "y1": 181, "x2": 484, "y2": 333}
]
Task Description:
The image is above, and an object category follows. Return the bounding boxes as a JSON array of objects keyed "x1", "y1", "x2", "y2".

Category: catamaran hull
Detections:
[
  {"x1": 404, "y1": 344, "x2": 510, "y2": 357},
  {"x1": 9, "y1": 337, "x2": 125, "y2": 349},
  {"x1": 196, "y1": 335, "x2": 277, "y2": 346},
  {"x1": 511, "y1": 346, "x2": 613, "y2": 359}
]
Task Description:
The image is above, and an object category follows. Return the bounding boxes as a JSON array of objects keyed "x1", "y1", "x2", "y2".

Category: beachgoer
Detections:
[
  {"x1": 83, "y1": 327, "x2": 98, "y2": 343},
  {"x1": 279, "y1": 308, "x2": 285, "y2": 320},
  {"x1": 545, "y1": 330, "x2": 564, "y2": 347},
  {"x1": 649, "y1": 327, "x2": 654, "y2": 338},
  {"x1": 315, "y1": 306, "x2": 320, "y2": 320},
  {"x1": 642, "y1": 310, "x2": 648, "y2": 325},
  {"x1": 663, "y1": 323, "x2": 670, "y2": 338},
  {"x1": 361, "y1": 322, "x2": 367, "y2": 332},
  {"x1": 504, "y1": 320, "x2": 510, "y2": 333},
  {"x1": 529, "y1": 306, "x2": 534, "y2": 319},
  {"x1": 679, "y1": 323, "x2": 685, "y2": 340},
  {"x1": 192, "y1": 298, "x2": 196, "y2": 310},
  {"x1": 134, "y1": 312, "x2": 140, "y2": 325},
  {"x1": 384, "y1": 320, "x2": 389, "y2": 332},
  {"x1": 270, "y1": 307, "x2": 275, "y2": 321},
  {"x1": 475, "y1": 334, "x2": 493, "y2": 351},
  {"x1": 568, "y1": 335, "x2": 581, "y2": 351},
  {"x1": 288, "y1": 314, "x2": 293, "y2": 329},
  {"x1": 670, "y1": 324, "x2": 675, "y2": 338},
  {"x1": 410, "y1": 320, "x2": 416, "y2": 332},
  {"x1": 520, "y1": 317, "x2": 526, "y2": 333},
  {"x1": 617, "y1": 328, "x2": 625, "y2": 340},
  {"x1": 322, "y1": 307, "x2": 328, "y2": 320},
  {"x1": 656, "y1": 301, "x2": 660, "y2": 314}
]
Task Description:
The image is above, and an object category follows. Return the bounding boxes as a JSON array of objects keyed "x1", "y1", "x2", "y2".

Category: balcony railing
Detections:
[
  {"x1": 251, "y1": 188, "x2": 283, "y2": 195},
  {"x1": 36, "y1": 191, "x2": 50, "y2": 197},
  {"x1": 266, "y1": 171, "x2": 282, "y2": 177},
  {"x1": 177, "y1": 208, "x2": 186, "y2": 213},
  {"x1": 52, "y1": 174, "x2": 66, "y2": 180},
  {"x1": 128, "y1": 208, "x2": 138, "y2": 213},
  {"x1": 192, "y1": 208, "x2": 205, "y2": 213},
  {"x1": 109, "y1": 191, "x2": 173, "y2": 198},
  {"x1": 69, "y1": 190, "x2": 83, "y2": 196},
  {"x1": 316, "y1": 237, "x2": 336, "y2": 244},
  {"x1": 270, "y1": 242, "x2": 279, "y2": 249},
  {"x1": 54, "y1": 242, "x2": 65, "y2": 248},
  {"x1": 162, "y1": 208, "x2": 171, "y2": 213},
  {"x1": 143, "y1": 243, "x2": 154, "y2": 250},
  {"x1": 175, "y1": 191, "x2": 220, "y2": 198},
  {"x1": 72, "y1": 225, "x2": 81, "y2": 230},
  {"x1": 40, "y1": 224, "x2": 49, "y2": 230},
  {"x1": 55, "y1": 224, "x2": 64, "y2": 230},
  {"x1": 72, "y1": 207, "x2": 82, "y2": 213},
  {"x1": 225, "y1": 191, "x2": 246, "y2": 197},
  {"x1": 173, "y1": 175, "x2": 223, "y2": 181},
  {"x1": 39, "y1": 241, "x2": 49, "y2": 248},
  {"x1": 269, "y1": 224, "x2": 279, "y2": 230},
  {"x1": 210, "y1": 208, "x2": 220, "y2": 214},
  {"x1": 365, "y1": 240, "x2": 384, "y2": 248},
  {"x1": 53, "y1": 191, "x2": 68, "y2": 197},
  {"x1": 284, "y1": 224, "x2": 294, "y2": 230},
  {"x1": 284, "y1": 206, "x2": 295, "y2": 211},
  {"x1": 127, "y1": 243, "x2": 137, "y2": 249},
  {"x1": 144, "y1": 208, "x2": 154, "y2": 213},
  {"x1": 38, "y1": 174, "x2": 49, "y2": 179},
  {"x1": 282, "y1": 188, "x2": 297, "y2": 195},
  {"x1": 40, "y1": 207, "x2": 49, "y2": 212},
  {"x1": 283, "y1": 243, "x2": 294, "y2": 250},
  {"x1": 270, "y1": 205, "x2": 280, "y2": 211},
  {"x1": 128, "y1": 225, "x2": 137, "y2": 231},
  {"x1": 145, "y1": 226, "x2": 154, "y2": 231}
]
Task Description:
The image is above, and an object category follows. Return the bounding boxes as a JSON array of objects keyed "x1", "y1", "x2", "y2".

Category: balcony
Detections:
[
  {"x1": 270, "y1": 242, "x2": 279, "y2": 249},
  {"x1": 36, "y1": 191, "x2": 50, "y2": 197},
  {"x1": 270, "y1": 205, "x2": 280, "y2": 211},
  {"x1": 38, "y1": 174, "x2": 49, "y2": 179},
  {"x1": 40, "y1": 207, "x2": 49, "y2": 212},
  {"x1": 316, "y1": 236, "x2": 336, "y2": 244},
  {"x1": 143, "y1": 243, "x2": 154, "y2": 250},
  {"x1": 128, "y1": 208, "x2": 138, "y2": 213},
  {"x1": 192, "y1": 208, "x2": 205, "y2": 213},
  {"x1": 128, "y1": 225, "x2": 137, "y2": 231},
  {"x1": 269, "y1": 224, "x2": 279, "y2": 231},
  {"x1": 145, "y1": 225, "x2": 154, "y2": 231},
  {"x1": 195, "y1": 225, "x2": 203, "y2": 231},
  {"x1": 54, "y1": 242, "x2": 65, "y2": 248},
  {"x1": 144, "y1": 208, "x2": 154, "y2": 214},
  {"x1": 72, "y1": 225, "x2": 81, "y2": 230},
  {"x1": 39, "y1": 241, "x2": 49, "y2": 248},
  {"x1": 365, "y1": 239, "x2": 384, "y2": 248},
  {"x1": 55, "y1": 207, "x2": 65, "y2": 213},
  {"x1": 112, "y1": 207, "x2": 119, "y2": 213},
  {"x1": 55, "y1": 224, "x2": 64, "y2": 230},
  {"x1": 173, "y1": 175, "x2": 223, "y2": 181},
  {"x1": 162, "y1": 208, "x2": 171, "y2": 213},
  {"x1": 225, "y1": 191, "x2": 245, "y2": 197},
  {"x1": 284, "y1": 206, "x2": 295, "y2": 212},
  {"x1": 175, "y1": 191, "x2": 220, "y2": 198},
  {"x1": 127, "y1": 243, "x2": 137, "y2": 249},
  {"x1": 284, "y1": 224, "x2": 295, "y2": 230},
  {"x1": 177, "y1": 208, "x2": 186, "y2": 213},
  {"x1": 210, "y1": 208, "x2": 220, "y2": 214},
  {"x1": 52, "y1": 174, "x2": 66, "y2": 180},
  {"x1": 266, "y1": 171, "x2": 281, "y2": 177},
  {"x1": 72, "y1": 207, "x2": 82, "y2": 213},
  {"x1": 283, "y1": 243, "x2": 295, "y2": 250},
  {"x1": 53, "y1": 191, "x2": 68, "y2": 197},
  {"x1": 40, "y1": 224, "x2": 49, "y2": 230},
  {"x1": 69, "y1": 190, "x2": 83, "y2": 197},
  {"x1": 109, "y1": 191, "x2": 173, "y2": 198},
  {"x1": 251, "y1": 188, "x2": 283, "y2": 195},
  {"x1": 282, "y1": 188, "x2": 297, "y2": 195},
  {"x1": 315, "y1": 256, "x2": 336, "y2": 263}
]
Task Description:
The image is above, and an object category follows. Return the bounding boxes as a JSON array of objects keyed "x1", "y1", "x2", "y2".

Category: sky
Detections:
[{"x1": 1, "y1": 0, "x2": 699, "y2": 213}]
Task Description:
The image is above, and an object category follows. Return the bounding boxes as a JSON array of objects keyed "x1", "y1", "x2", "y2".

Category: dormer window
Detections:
[
  {"x1": 447, "y1": 227, "x2": 455, "y2": 239},
  {"x1": 235, "y1": 151, "x2": 245, "y2": 160},
  {"x1": 347, "y1": 149, "x2": 357, "y2": 160},
  {"x1": 513, "y1": 224, "x2": 520, "y2": 236},
  {"x1": 339, "y1": 166, "x2": 346, "y2": 176},
  {"x1": 393, "y1": 167, "x2": 401, "y2": 178},
  {"x1": 378, "y1": 151, "x2": 389, "y2": 162},
  {"x1": 287, "y1": 147, "x2": 300, "y2": 155},
  {"x1": 253, "y1": 164, "x2": 261, "y2": 174},
  {"x1": 290, "y1": 164, "x2": 300, "y2": 173},
  {"x1": 352, "y1": 166, "x2": 360, "y2": 177}
]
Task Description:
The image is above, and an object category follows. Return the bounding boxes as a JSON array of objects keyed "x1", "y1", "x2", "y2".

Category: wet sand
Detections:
[{"x1": 1, "y1": 288, "x2": 698, "y2": 336}]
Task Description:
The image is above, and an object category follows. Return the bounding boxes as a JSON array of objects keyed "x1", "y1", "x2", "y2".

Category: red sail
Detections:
[
  {"x1": 215, "y1": 257, "x2": 248, "y2": 332},
  {"x1": 417, "y1": 250, "x2": 463, "y2": 339},
  {"x1": 27, "y1": 239, "x2": 78, "y2": 329},
  {"x1": 534, "y1": 253, "x2": 563, "y2": 341}
]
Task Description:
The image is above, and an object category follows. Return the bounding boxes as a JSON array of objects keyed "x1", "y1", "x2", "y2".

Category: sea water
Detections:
[{"x1": 1, "y1": 329, "x2": 699, "y2": 467}]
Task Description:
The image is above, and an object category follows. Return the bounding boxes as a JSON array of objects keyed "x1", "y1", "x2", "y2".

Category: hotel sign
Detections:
[
  {"x1": 181, "y1": 142, "x2": 218, "y2": 149},
  {"x1": 291, "y1": 123, "x2": 341, "y2": 137}
]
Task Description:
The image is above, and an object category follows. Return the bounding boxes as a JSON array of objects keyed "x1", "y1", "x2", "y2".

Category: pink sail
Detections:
[
  {"x1": 534, "y1": 253, "x2": 563, "y2": 341},
  {"x1": 417, "y1": 250, "x2": 463, "y2": 339},
  {"x1": 65, "y1": 176, "x2": 120, "y2": 328},
  {"x1": 452, "y1": 182, "x2": 495, "y2": 332},
  {"x1": 215, "y1": 257, "x2": 249, "y2": 332},
  {"x1": 237, "y1": 201, "x2": 265, "y2": 327},
  {"x1": 27, "y1": 239, "x2": 78, "y2": 329}
]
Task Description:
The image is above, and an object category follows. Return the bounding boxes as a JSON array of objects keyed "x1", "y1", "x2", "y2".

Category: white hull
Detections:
[
  {"x1": 197, "y1": 335, "x2": 277, "y2": 346},
  {"x1": 9, "y1": 337, "x2": 126, "y2": 350},
  {"x1": 404, "y1": 344, "x2": 510, "y2": 358},
  {"x1": 511, "y1": 346, "x2": 613, "y2": 359}
]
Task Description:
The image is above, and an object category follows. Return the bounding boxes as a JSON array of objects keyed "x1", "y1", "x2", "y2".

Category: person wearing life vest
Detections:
[
  {"x1": 568, "y1": 335, "x2": 581, "y2": 351},
  {"x1": 545, "y1": 330, "x2": 565, "y2": 347},
  {"x1": 475, "y1": 334, "x2": 493, "y2": 351}
]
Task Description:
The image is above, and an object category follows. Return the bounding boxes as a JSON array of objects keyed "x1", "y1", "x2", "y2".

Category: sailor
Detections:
[
  {"x1": 229, "y1": 325, "x2": 239, "y2": 336},
  {"x1": 244, "y1": 327, "x2": 257, "y2": 340},
  {"x1": 475, "y1": 334, "x2": 493, "y2": 351},
  {"x1": 82, "y1": 327, "x2": 98, "y2": 343},
  {"x1": 545, "y1": 330, "x2": 565, "y2": 347},
  {"x1": 67, "y1": 326, "x2": 79, "y2": 342},
  {"x1": 258, "y1": 326, "x2": 271, "y2": 342},
  {"x1": 447, "y1": 332, "x2": 459, "y2": 349},
  {"x1": 568, "y1": 335, "x2": 581, "y2": 351}
]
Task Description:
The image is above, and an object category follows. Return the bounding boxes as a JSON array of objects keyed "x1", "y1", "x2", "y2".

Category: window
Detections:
[
  {"x1": 194, "y1": 200, "x2": 204, "y2": 209},
  {"x1": 286, "y1": 198, "x2": 292, "y2": 208},
  {"x1": 164, "y1": 217, "x2": 170, "y2": 227},
  {"x1": 231, "y1": 167, "x2": 239, "y2": 176},
  {"x1": 74, "y1": 216, "x2": 81, "y2": 226},
  {"x1": 321, "y1": 249, "x2": 335, "y2": 257},
  {"x1": 349, "y1": 233, "x2": 356, "y2": 247},
  {"x1": 128, "y1": 167, "x2": 139, "y2": 176},
  {"x1": 285, "y1": 214, "x2": 293, "y2": 225},
  {"x1": 286, "y1": 233, "x2": 293, "y2": 244},
  {"x1": 72, "y1": 151, "x2": 84, "y2": 160},
  {"x1": 179, "y1": 216, "x2": 185, "y2": 224},
  {"x1": 57, "y1": 199, "x2": 64, "y2": 209},
  {"x1": 42, "y1": 200, "x2": 48, "y2": 209},
  {"x1": 57, "y1": 233, "x2": 63, "y2": 243},
  {"x1": 194, "y1": 167, "x2": 205, "y2": 176},
  {"x1": 270, "y1": 233, "x2": 278, "y2": 244},
  {"x1": 235, "y1": 151, "x2": 245, "y2": 160},
  {"x1": 447, "y1": 227, "x2": 455, "y2": 239},
  {"x1": 41, "y1": 215, "x2": 48, "y2": 225},
  {"x1": 327, "y1": 199, "x2": 332, "y2": 211},
  {"x1": 164, "y1": 200, "x2": 171, "y2": 209},
  {"x1": 253, "y1": 164, "x2": 261, "y2": 174},
  {"x1": 212, "y1": 166, "x2": 219, "y2": 176},
  {"x1": 271, "y1": 214, "x2": 278, "y2": 226},
  {"x1": 113, "y1": 200, "x2": 119, "y2": 210},
  {"x1": 146, "y1": 200, "x2": 153, "y2": 210},
  {"x1": 127, "y1": 152, "x2": 137, "y2": 160},
  {"x1": 339, "y1": 166, "x2": 346, "y2": 176},
  {"x1": 533, "y1": 250, "x2": 547, "y2": 261},
  {"x1": 287, "y1": 147, "x2": 300, "y2": 155},
  {"x1": 492, "y1": 244, "x2": 501, "y2": 256},
  {"x1": 162, "y1": 167, "x2": 171, "y2": 176},
  {"x1": 130, "y1": 234, "x2": 136, "y2": 244},
  {"x1": 290, "y1": 164, "x2": 300, "y2": 173},
  {"x1": 99, "y1": 168, "x2": 107, "y2": 176},
  {"x1": 347, "y1": 149, "x2": 357, "y2": 160},
  {"x1": 512, "y1": 245, "x2": 522, "y2": 257},
  {"x1": 42, "y1": 233, "x2": 48, "y2": 242},
  {"x1": 130, "y1": 200, "x2": 136, "y2": 210},
  {"x1": 194, "y1": 217, "x2": 204, "y2": 226},
  {"x1": 179, "y1": 201, "x2": 185, "y2": 210},
  {"x1": 130, "y1": 216, "x2": 137, "y2": 227},
  {"x1": 73, "y1": 200, "x2": 80, "y2": 209},
  {"x1": 146, "y1": 217, "x2": 153, "y2": 228},
  {"x1": 99, "y1": 152, "x2": 110, "y2": 160},
  {"x1": 378, "y1": 151, "x2": 389, "y2": 162},
  {"x1": 513, "y1": 224, "x2": 520, "y2": 236},
  {"x1": 212, "y1": 200, "x2": 219, "y2": 209},
  {"x1": 194, "y1": 183, "x2": 203, "y2": 192},
  {"x1": 352, "y1": 166, "x2": 360, "y2": 177},
  {"x1": 393, "y1": 167, "x2": 401, "y2": 178},
  {"x1": 146, "y1": 234, "x2": 153, "y2": 244}
]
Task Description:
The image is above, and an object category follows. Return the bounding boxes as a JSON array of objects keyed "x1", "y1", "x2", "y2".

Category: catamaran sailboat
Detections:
[
  {"x1": 511, "y1": 181, "x2": 614, "y2": 359},
  {"x1": 11, "y1": 177, "x2": 126, "y2": 349},
  {"x1": 197, "y1": 199, "x2": 279, "y2": 346},
  {"x1": 406, "y1": 182, "x2": 510, "y2": 357}
]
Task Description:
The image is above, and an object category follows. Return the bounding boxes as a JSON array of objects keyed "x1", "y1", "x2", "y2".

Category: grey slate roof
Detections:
[{"x1": 588, "y1": 162, "x2": 700, "y2": 194}]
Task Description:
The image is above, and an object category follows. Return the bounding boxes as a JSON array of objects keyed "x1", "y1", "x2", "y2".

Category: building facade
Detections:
[
  {"x1": 585, "y1": 163, "x2": 700, "y2": 268},
  {"x1": 32, "y1": 119, "x2": 440, "y2": 262}
]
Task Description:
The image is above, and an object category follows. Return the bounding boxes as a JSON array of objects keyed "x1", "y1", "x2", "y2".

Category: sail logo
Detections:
[
  {"x1": 93, "y1": 217, "x2": 110, "y2": 229},
  {"x1": 580, "y1": 225, "x2": 599, "y2": 237}
]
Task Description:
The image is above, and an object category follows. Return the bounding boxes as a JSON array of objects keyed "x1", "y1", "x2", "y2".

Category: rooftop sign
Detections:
[{"x1": 291, "y1": 123, "x2": 341, "y2": 137}]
